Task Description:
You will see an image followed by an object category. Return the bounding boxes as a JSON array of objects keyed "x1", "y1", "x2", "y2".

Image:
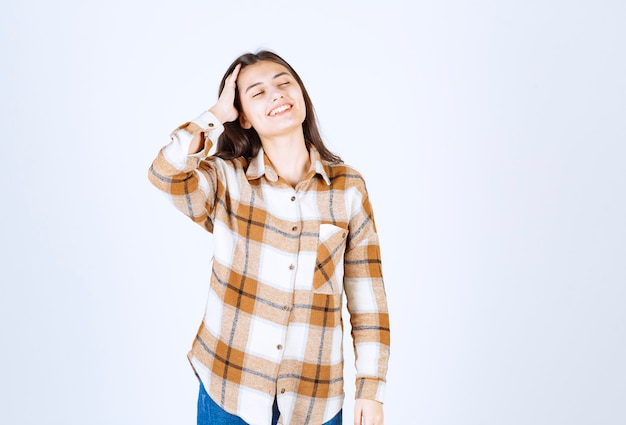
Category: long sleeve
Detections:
[
  {"x1": 148, "y1": 111, "x2": 225, "y2": 232},
  {"x1": 343, "y1": 174, "x2": 390, "y2": 402}
]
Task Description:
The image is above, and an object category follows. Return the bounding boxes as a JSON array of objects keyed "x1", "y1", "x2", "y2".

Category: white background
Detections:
[{"x1": 1, "y1": 0, "x2": 625, "y2": 424}]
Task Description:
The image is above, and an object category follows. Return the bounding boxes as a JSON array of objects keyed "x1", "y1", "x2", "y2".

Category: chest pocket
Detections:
[{"x1": 313, "y1": 223, "x2": 348, "y2": 294}]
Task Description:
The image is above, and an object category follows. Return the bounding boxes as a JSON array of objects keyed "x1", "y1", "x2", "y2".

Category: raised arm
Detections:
[{"x1": 147, "y1": 65, "x2": 241, "y2": 231}]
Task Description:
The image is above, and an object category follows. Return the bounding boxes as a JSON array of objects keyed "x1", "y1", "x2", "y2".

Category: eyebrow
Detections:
[{"x1": 244, "y1": 72, "x2": 291, "y2": 94}]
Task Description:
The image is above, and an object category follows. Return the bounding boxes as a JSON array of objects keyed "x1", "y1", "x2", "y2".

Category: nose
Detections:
[{"x1": 271, "y1": 88, "x2": 284, "y2": 102}]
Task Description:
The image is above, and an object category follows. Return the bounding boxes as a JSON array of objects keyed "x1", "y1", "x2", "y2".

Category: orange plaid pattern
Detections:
[{"x1": 148, "y1": 111, "x2": 389, "y2": 425}]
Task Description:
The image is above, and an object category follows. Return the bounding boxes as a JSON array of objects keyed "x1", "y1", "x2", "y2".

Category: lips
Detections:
[{"x1": 268, "y1": 104, "x2": 292, "y2": 116}]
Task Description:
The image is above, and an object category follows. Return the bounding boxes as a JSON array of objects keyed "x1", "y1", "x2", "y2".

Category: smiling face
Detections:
[{"x1": 237, "y1": 60, "x2": 306, "y2": 141}]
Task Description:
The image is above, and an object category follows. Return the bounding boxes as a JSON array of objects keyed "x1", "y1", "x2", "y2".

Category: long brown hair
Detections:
[{"x1": 214, "y1": 50, "x2": 342, "y2": 164}]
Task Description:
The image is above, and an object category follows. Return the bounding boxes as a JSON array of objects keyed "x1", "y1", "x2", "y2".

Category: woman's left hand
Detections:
[{"x1": 354, "y1": 399, "x2": 384, "y2": 425}]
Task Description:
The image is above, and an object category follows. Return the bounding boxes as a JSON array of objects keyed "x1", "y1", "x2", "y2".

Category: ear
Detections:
[{"x1": 239, "y1": 114, "x2": 252, "y2": 129}]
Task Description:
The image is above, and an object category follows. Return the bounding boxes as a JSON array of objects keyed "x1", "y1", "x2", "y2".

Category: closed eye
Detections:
[{"x1": 252, "y1": 91, "x2": 264, "y2": 98}]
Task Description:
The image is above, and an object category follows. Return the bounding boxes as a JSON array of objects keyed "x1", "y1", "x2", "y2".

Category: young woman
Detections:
[{"x1": 148, "y1": 51, "x2": 390, "y2": 425}]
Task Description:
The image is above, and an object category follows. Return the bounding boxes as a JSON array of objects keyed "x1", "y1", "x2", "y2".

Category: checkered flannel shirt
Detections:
[{"x1": 148, "y1": 111, "x2": 390, "y2": 425}]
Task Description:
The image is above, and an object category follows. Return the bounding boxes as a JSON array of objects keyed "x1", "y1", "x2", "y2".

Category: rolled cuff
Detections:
[
  {"x1": 162, "y1": 111, "x2": 224, "y2": 170},
  {"x1": 355, "y1": 377, "x2": 386, "y2": 403},
  {"x1": 191, "y1": 110, "x2": 224, "y2": 133}
]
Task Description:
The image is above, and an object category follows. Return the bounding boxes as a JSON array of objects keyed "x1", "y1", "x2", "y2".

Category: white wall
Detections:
[{"x1": 1, "y1": 0, "x2": 625, "y2": 424}]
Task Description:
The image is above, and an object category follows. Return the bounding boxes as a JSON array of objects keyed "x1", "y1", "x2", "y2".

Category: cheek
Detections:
[
  {"x1": 241, "y1": 99, "x2": 265, "y2": 115},
  {"x1": 293, "y1": 91, "x2": 306, "y2": 110},
  {"x1": 241, "y1": 103, "x2": 267, "y2": 129},
  {"x1": 239, "y1": 101, "x2": 256, "y2": 121}
]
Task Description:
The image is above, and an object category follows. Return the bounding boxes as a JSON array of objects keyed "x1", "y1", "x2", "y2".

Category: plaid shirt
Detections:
[{"x1": 148, "y1": 111, "x2": 390, "y2": 425}]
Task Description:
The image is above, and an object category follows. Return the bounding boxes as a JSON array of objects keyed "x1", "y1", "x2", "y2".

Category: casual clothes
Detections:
[
  {"x1": 149, "y1": 110, "x2": 390, "y2": 425},
  {"x1": 198, "y1": 382, "x2": 342, "y2": 425}
]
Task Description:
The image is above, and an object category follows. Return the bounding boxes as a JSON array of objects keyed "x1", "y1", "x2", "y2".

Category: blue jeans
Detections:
[{"x1": 197, "y1": 382, "x2": 342, "y2": 425}]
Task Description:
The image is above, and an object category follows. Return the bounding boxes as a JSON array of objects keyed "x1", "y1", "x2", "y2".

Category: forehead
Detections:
[{"x1": 238, "y1": 60, "x2": 293, "y2": 85}]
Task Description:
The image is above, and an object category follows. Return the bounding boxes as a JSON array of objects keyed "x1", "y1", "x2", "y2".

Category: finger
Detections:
[
  {"x1": 232, "y1": 63, "x2": 241, "y2": 79},
  {"x1": 228, "y1": 63, "x2": 241, "y2": 87}
]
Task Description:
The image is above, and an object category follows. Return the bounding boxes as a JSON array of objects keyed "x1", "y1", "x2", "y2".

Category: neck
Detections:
[{"x1": 261, "y1": 129, "x2": 310, "y2": 187}]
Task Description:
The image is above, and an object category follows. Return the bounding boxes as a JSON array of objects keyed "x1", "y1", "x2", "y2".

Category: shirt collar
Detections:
[{"x1": 246, "y1": 145, "x2": 331, "y2": 185}]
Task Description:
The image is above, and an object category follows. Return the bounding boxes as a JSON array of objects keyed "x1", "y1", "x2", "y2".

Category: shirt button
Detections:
[
  {"x1": 292, "y1": 226, "x2": 298, "y2": 231},
  {"x1": 208, "y1": 122, "x2": 214, "y2": 128},
  {"x1": 288, "y1": 264, "x2": 295, "y2": 270},
  {"x1": 277, "y1": 344, "x2": 283, "y2": 350},
  {"x1": 282, "y1": 305, "x2": 289, "y2": 311},
  {"x1": 280, "y1": 388, "x2": 286, "y2": 394}
]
